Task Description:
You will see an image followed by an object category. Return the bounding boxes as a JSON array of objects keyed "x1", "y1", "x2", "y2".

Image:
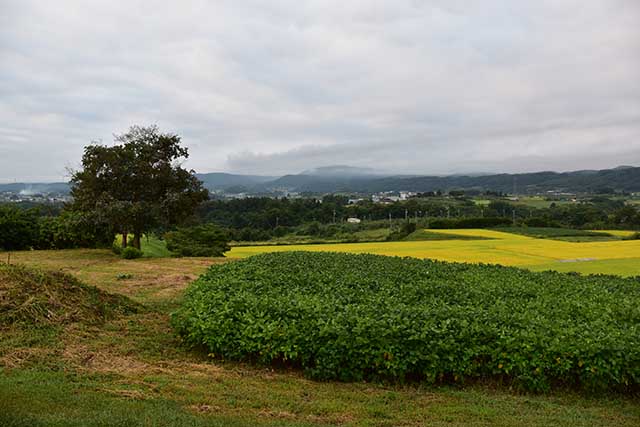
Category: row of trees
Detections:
[
  {"x1": 0, "y1": 206, "x2": 112, "y2": 251},
  {"x1": 198, "y1": 196, "x2": 639, "y2": 233}
]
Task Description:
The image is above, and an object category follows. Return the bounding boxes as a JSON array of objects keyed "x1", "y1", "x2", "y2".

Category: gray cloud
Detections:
[{"x1": 1, "y1": 0, "x2": 639, "y2": 181}]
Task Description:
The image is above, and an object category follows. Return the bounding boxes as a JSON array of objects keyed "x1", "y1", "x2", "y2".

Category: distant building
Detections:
[{"x1": 347, "y1": 217, "x2": 361, "y2": 224}]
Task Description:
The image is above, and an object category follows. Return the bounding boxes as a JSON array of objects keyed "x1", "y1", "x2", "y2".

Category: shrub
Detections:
[
  {"x1": 112, "y1": 243, "x2": 122, "y2": 255},
  {"x1": 121, "y1": 246, "x2": 143, "y2": 259},
  {"x1": 165, "y1": 224, "x2": 230, "y2": 257},
  {"x1": 173, "y1": 252, "x2": 640, "y2": 392},
  {"x1": 0, "y1": 206, "x2": 39, "y2": 250},
  {"x1": 37, "y1": 211, "x2": 114, "y2": 249}
]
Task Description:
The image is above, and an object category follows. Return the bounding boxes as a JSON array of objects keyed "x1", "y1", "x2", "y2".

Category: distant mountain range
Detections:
[
  {"x1": 198, "y1": 165, "x2": 640, "y2": 194},
  {"x1": 2, "y1": 165, "x2": 639, "y2": 195}
]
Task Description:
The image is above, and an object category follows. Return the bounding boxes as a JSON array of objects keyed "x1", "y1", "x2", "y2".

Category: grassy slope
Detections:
[{"x1": 1, "y1": 249, "x2": 638, "y2": 426}]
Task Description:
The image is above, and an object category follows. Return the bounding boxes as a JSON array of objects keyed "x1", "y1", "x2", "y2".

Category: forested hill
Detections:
[
  {"x1": 257, "y1": 166, "x2": 640, "y2": 194},
  {"x1": 347, "y1": 166, "x2": 640, "y2": 194},
  {"x1": 2, "y1": 166, "x2": 639, "y2": 195}
]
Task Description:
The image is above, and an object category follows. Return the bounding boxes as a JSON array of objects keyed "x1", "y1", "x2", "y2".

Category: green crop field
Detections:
[
  {"x1": 229, "y1": 229, "x2": 640, "y2": 277},
  {"x1": 175, "y1": 252, "x2": 640, "y2": 392}
]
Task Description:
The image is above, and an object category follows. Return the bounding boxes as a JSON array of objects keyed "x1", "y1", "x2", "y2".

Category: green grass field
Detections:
[
  {"x1": 2, "y1": 250, "x2": 639, "y2": 426},
  {"x1": 229, "y1": 229, "x2": 640, "y2": 276}
]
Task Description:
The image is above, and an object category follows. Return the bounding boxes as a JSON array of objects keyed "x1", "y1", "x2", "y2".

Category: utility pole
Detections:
[
  {"x1": 446, "y1": 206, "x2": 450, "y2": 219},
  {"x1": 512, "y1": 209, "x2": 516, "y2": 226},
  {"x1": 333, "y1": 209, "x2": 336, "y2": 224},
  {"x1": 405, "y1": 208, "x2": 408, "y2": 222},
  {"x1": 389, "y1": 212, "x2": 392, "y2": 229}
]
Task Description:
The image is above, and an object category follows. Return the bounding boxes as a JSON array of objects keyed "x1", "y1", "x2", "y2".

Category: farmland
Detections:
[
  {"x1": 175, "y1": 252, "x2": 640, "y2": 391},
  {"x1": 228, "y1": 229, "x2": 640, "y2": 277},
  {"x1": 2, "y1": 249, "x2": 640, "y2": 426}
]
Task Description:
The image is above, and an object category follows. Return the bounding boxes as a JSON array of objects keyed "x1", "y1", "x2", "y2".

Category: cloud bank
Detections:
[{"x1": 1, "y1": 0, "x2": 639, "y2": 180}]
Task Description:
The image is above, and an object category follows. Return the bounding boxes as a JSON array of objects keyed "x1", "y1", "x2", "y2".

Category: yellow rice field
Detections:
[{"x1": 229, "y1": 229, "x2": 640, "y2": 276}]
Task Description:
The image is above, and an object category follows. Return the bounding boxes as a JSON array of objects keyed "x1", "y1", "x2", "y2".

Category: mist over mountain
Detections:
[{"x1": 300, "y1": 165, "x2": 389, "y2": 178}]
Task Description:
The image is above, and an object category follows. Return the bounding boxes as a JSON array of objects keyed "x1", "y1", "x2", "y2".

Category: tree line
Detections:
[{"x1": 1, "y1": 124, "x2": 639, "y2": 252}]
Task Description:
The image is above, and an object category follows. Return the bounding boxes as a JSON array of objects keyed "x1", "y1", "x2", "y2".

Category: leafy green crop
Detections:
[{"x1": 172, "y1": 252, "x2": 640, "y2": 392}]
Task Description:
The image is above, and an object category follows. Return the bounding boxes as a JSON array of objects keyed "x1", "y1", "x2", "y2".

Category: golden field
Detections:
[{"x1": 229, "y1": 229, "x2": 640, "y2": 276}]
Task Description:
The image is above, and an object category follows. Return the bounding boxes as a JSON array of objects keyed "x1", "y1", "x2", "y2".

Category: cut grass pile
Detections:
[
  {"x1": 0, "y1": 263, "x2": 139, "y2": 328},
  {"x1": 173, "y1": 252, "x2": 640, "y2": 392}
]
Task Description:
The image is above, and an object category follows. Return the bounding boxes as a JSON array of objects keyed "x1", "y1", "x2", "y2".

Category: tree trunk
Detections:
[
  {"x1": 133, "y1": 233, "x2": 141, "y2": 250},
  {"x1": 122, "y1": 232, "x2": 128, "y2": 248}
]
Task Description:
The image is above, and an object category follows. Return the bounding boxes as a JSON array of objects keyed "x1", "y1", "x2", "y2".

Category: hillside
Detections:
[{"x1": 256, "y1": 166, "x2": 640, "y2": 193}]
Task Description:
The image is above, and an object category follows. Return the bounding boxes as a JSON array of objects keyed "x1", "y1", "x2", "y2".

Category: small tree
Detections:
[{"x1": 70, "y1": 125, "x2": 208, "y2": 249}]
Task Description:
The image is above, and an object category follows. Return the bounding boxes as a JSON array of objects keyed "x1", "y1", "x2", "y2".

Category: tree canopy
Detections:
[{"x1": 70, "y1": 125, "x2": 208, "y2": 249}]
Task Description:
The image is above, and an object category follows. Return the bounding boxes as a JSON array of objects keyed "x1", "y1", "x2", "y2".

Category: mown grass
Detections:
[{"x1": 1, "y1": 249, "x2": 639, "y2": 426}]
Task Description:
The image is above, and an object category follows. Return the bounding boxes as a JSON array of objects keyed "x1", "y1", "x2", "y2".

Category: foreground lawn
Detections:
[
  {"x1": 228, "y1": 229, "x2": 640, "y2": 276},
  {"x1": 1, "y1": 249, "x2": 638, "y2": 426}
]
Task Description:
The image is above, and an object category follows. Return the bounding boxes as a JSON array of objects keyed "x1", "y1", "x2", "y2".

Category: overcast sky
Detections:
[{"x1": 1, "y1": 0, "x2": 639, "y2": 181}]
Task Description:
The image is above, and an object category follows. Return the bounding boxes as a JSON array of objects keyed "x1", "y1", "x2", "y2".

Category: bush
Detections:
[
  {"x1": 165, "y1": 224, "x2": 230, "y2": 257},
  {"x1": 37, "y1": 211, "x2": 114, "y2": 249},
  {"x1": 0, "y1": 206, "x2": 39, "y2": 250},
  {"x1": 173, "y1": 252, "x2": 640, "y2": 392},
  {"x1": 112, "y1": 243, "x2": 122, "y2": 255},
  {"x1": 121, "y1": 246, "x2": 143, "y2": 259}
]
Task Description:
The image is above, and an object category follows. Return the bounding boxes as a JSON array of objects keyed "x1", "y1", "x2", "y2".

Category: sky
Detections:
[{"x1": 1, "y1": 0, "x2": 639, "y2": 182}]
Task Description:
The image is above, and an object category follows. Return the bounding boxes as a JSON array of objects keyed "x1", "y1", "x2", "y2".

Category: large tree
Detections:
[{"x1": 70, "y1": 125, "x2": 208, "y2": 249}]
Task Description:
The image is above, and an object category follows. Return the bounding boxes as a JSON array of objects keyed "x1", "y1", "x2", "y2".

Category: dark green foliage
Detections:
[
  {"x1": 387, "y1": 221, "x2": 417, "y2": 241},
  {"x1": 70, "y1": 125, "x2": 208, "y2": 250},
  {"x1": 0, "y1": 205, "x2": 113, "y2": 251},
  {"x1": 36, "y1": 211, "x2": 113, "y2": 249},
  {"x1": 524, "y1": 217, "x2": 562, "y2": 227},
  {"x1": 121, "y1": 246, "x2": 143, "y2": 259},
  {"x1": 173, "y1": 252, "x2": 640, "y2": 392},
  {"x1": 428, "y1": 217, "x2": 512, "y2": 229},
  {"x1": 0, "y1": 264, "x2": 139, "y2": 327},
  {"x1": 0, "y1": 206, "x2": 39, "y2": 250},
  {"x1": 164, "y1": 224, "x2": 230, "y2": 257}
]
